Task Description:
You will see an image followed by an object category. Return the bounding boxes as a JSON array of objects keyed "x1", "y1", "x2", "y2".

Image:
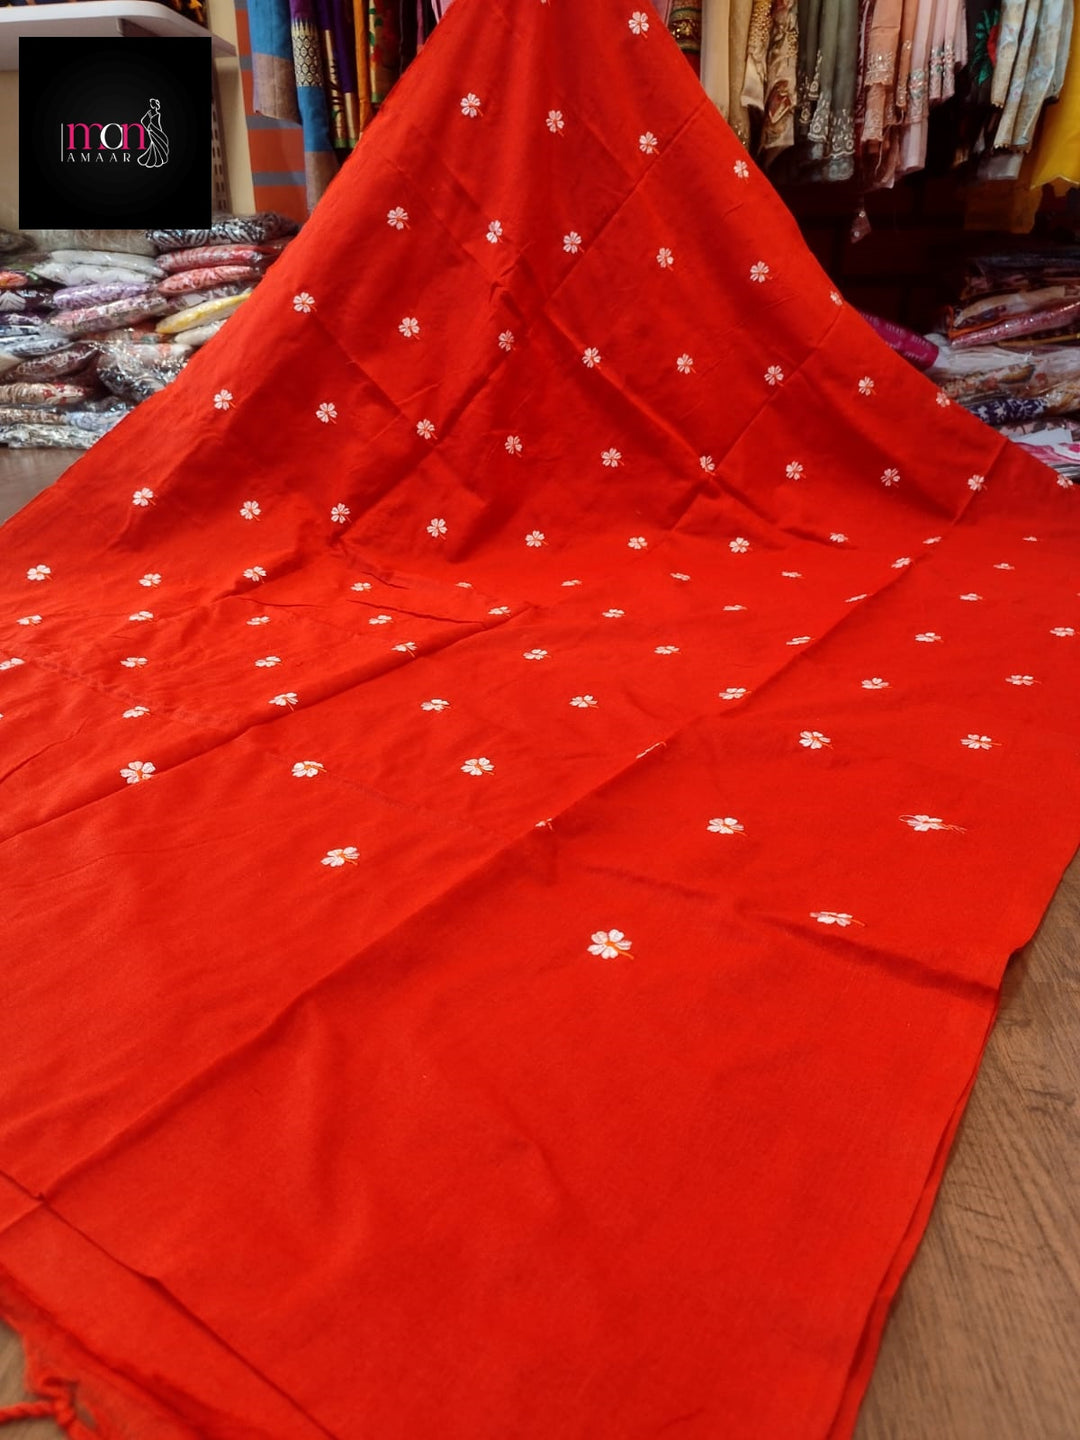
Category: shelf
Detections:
[{"x1": 0, "y1": 2, "x2": 235, "y2": 69}]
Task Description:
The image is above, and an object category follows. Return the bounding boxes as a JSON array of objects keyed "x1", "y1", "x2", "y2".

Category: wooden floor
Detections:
[{"x1": 0, "y1": 451, "x2": 1077, "y2": 1439}]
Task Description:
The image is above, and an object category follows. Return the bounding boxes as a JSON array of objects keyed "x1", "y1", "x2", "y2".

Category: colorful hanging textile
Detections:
[{"x1": 1, "y1": 2, "x2": 1079, "y2": 1437}]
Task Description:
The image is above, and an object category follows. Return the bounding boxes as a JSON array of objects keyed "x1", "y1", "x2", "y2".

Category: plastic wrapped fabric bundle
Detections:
[
  {"x1": 0, "y1": 406, "x2": 71, "y2": 427},
  {"x1": 51, "y1": 295, "x2": 173, "y2": 339},
  {"x1": 0, "y1": 323, "x2": 72, "y2": 359},
  {"x1": 154, "y1": 289, "x2": 252, "y2": 334},
  {"x1": 64, "y1": 406, "x2": 132, "y2": 434},
  {"x1": 859, "y1": 312, "x2": 940, "y2": 369},
  {"x1": 0, "y1": 271, "x2": 34, "y2": 289},
  {"x1": 0, "y1": 228, "x2": 29, "y2": 254},
  {"x1": 0, "y1": 289, "x2": 56, "y2": 314},
  {"x1": 6, "y1": 343, "x2": 100, "y2": 383},
  {"x1": 0, "y1": 380, "x2": 96, "y2": 407},
  {"x1": 95, "y1": 341, "x2": 189, "y2": 403},
  {"x1": 171, "y1": 319, "x2": 226, "y2": 347},
  {"x1": 158, "y1": 245, "x2": 278, "y2": 274},
  {"x1": 46, "y1": 250, "x2": 162, "y2": 277},
  {"x1": 17, "y1": 229, "x2": 156, "y2": 257},
  {"x1": 0, "y1": 421, "x2": 97, "y2": 448},
  {"x1": 146, "y1": 212, "x2": 299, "y2": 252},
  {"x1": 172, "y1": 282, "x2": 252, "y2": 308},
  {"x1": 30, "y1": 260, "x2": 162, "y2": 288},
  {"x1": 157, "y1": 265, "x2": 263, "y2": 295},
  {"x1": 51, "y1": 282, "x2": 151, "y2": 311}
]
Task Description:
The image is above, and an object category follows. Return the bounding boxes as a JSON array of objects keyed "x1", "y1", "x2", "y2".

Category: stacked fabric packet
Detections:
[{"x1": 0, "y1": 214, "x2": 298, "y2": 449}]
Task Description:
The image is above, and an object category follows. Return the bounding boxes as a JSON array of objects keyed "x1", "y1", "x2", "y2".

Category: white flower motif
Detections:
[
  {"x1": 269, "y1": 692, "x2": 298, "y2": 708},
  {"x1": 570, "y1": 694, "x2": 598, "y2": 708},
  {"x1": 128, "y1": 610, "x2": 154, "y2": 623},
  {"x1": 316, "y1": 402, "x2": 338, "y2": 425},
  {"x1": 881, "y1": 468, "x2": 900, "y2": 488},
  {"x1": 213, "y1": 389, "x2": 233, "y2": 411},
  {"x1": 858, "y1": 377, "x2": 875, "y2": 396},
  {"x1": 506, "y1": 434, "x2": 523, "y2": 455},
  {"x1": 140, "y1": 572, "x2": 162, "y2": 587},
  {"x1": 730, "y1": 537, "x2": 750, "y2": 554},
  {"x1": 924, "y1": 537, "x2": 942, "y2": 545},
  {"x1": 1006, "y1": 674, "x2": 1035, "y2": 685},
  {"x1": 498, "y1": 330, "x2": 515, "y2": 351},
  {"x1": 722, "y1": 605, "x2": 746, "y2": 612},
  {"x1": 386, "y1": 207, "x2": 409, "y2": 230},
  {"x1": 122, "y1": 706, "x2": 149, "y2": 719},
  {"x1": 17, "y1": 615, "x2": 41, "y2": 626},
  {"x1": 0, "y1": 657, "x2": 24, "y2": 671},
  {"x1": 829, "y1": 290, "x2": 843, "y2": 306},
  {"x1": 120, "y1": 656, "x2": 148, "y2": 668},
  {"x1": 427, "y1": 517, "x2": 447, "y2": 538},
  {"x1": 588, "y1": 928, "x2": 634, "y2": 958},
  {"x1": 26, "y1": 565, "x2": 51, "y2": 582},
  {"x1": 811, "y1": 911, "x2": 858, "y2": 926},
  {"x1": 292, "y1": 761, "x2": 324, "y2": 777},
  {"x1": 719, "y1": 687, "x2": 747, "y2": 700},
  {"x1": 293, "y1": 290, "x2": 316, "y2": 311},
  {"x1": 627, "y1": 536, "x2": 647, "y2": 550},
  {"x1": 781, "y1": 571, "x2": 802, "y2": 579},
  {"x1": 601, "y1": 448, "x2": 623, "y2": 468},
  {"x1": 936, "y1": 391, "x2": 951, "y2": 407},
  {"x1": 369, "y1": 614, "x2": 393, "y2": 625},
  {"x1": 993, "y1": 563, "x2": 1014, "y2": 571},
  {"x1": 421, "y1": 698, "x2": 450, "y2": 711},
  {"x1": 1057, "y1": 475, "x2": 1072, "y2": 489},
  {"x1": 132, "y1": 488, "x2": 154, "y2": 507},
  {"x1": 915, "y1": 632, "x2": 942, "y2": 643},
  {"x1": 639, "y1": 131, "x2": 659, "y2": 155},
  {"x1": 676, "y1": 353, "x2": 694, "y2": 374},
  {"x1": 1050, "y1": 626, "x2": 1075, "y2": 637},
  {"x1": 602, "y1": 608, "x2": 625, "y2": 618},
  {"x1": 243, "y1": 566, "x2": 266, "y2": 583},
  {"x1": 525, "y1": 530, "x2": 546, "y2": 547},
  {"x1": 961, "y1": 734, "x2": 995, "y2": 750},
  {"x1": 799, "y1": 730, "x2": 830, "y2": 749},
  {"x1": 546, "y1": 109, "x2": 565, "y2": 134},
  {"x1": 399, "y1": 316, "x2": 420, "y2": 339},
  {"x1": 862, "y1": 677, "x2": 889, "y2": 689},
  {"x1": 461, "y1": 756, "x2": 494, "y2": 776},
  {"x1": 414, "y1": 418, "x2": 437, "y2": 443},
  {"x1": 240, "y1": 500, "x2": 261, "y2": 521},
  {"x1": 563, "y1": 231, "x2": 583, "y2": 254},
  {"x1": 750, "y1": 261, "x2": 771, "y2": 283},
  {"x1": 247, "y1": 616, "x2": 270, "y2": 626},
  {"x1": 582, "y1": 347, "x2": 602, "y2": 369},
  {"x1": 460, "y1": 93, "x2": 481, "y2": 117},
  {"x1": 322, "y1": 846, "x2": 359, "y2": 867},
  {"x1": 351, "y1": 581, "x2": 372, "y2": 592},
  {"x1": 785, "y1": 461, "x2": 804, "y2": 481},
  {"x1": 392, "y1": 642, "x2": 418, "y2": 654},
  {"x1": 708, "y1": 817, "x2": 744, "y2": 835},
  {"x1": 900, "y1": 814, "x2": 964, "y2": 833},
  {"x1": 671, "y1": 572, "x2": 691, "y2": 582},
  {"x1": 830, "y1": 532, "x2": 848, "y2": 544},
  {"x1": 628, "y1": 10, "x2": 650, "y2": 34},
  {"x1": 656, "y1": 247, "x2": 674, "y2": 269},
  {"x1": 700, "y1": 455, "x2": 716, "y2": 472},
  {"x1": 254, "y1": 656, "x2": 281, "y2": 668},
  {"x1": 561, "y1": 579, "x2": 582, "y2": 587},
  {"x1": 654, "y1": 645, "x2": 679, "y2": 655},
  {"x1": 1022, "y1": 536, "x2": 1039, "y2": 542},
  {"x1": 892, "y1": 556, "x2": 912, "y2": 569},
  {"x1": 846, "y1": 593, "x2": 868, "y2": 603},
  {"x1": 330, "y1": 503, "x2": 350, "y2": 524},
  {"x1": 455, "y1": 581, "x2": 473, "y2": 588},
  {"x1": 486, "y1": 219, "x2": 503, "y2": 245},
  {"x1": 523, "y1": 648, "x2": 548, "y2": 660},
  {"x1": 733, "y1": 159, "x2": 749, "y2": 179},
  {"x1": 968, "y1": 474, "x2": 985, "y2": 492},
  {"x1": 765, "y1": 365, "x2": 784, "y2": 386},
  {"x1": 120, "y1": 760, "x2": 155, "y2": 784},
  {"x1": 960, "y1": 593, "x2": 982, "y2": 601},
  {"x1": 787, "y1": 636, "x2": 812, "y2": 646}
]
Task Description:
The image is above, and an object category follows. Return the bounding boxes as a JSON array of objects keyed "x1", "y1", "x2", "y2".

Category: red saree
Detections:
[{"x1": 1, "y1": 1, "x2": 1078, "y2": 1435}]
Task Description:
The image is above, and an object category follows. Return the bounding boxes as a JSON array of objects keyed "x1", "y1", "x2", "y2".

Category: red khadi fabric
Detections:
[{"x1": 1, "y1": 2, "x2": 1078, "y2": 1435}]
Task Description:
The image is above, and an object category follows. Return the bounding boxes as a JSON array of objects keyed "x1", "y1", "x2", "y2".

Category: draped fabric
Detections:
[{"x1": 1, "y1": 1, "x2": 1079, "y2": 1437}]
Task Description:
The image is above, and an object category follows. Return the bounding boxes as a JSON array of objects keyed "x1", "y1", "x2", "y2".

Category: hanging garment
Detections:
[
  {"x1": 1030, "y1": 0, "x2": 1080, "y2": 181},
  {"x1": 1, "y1": 3, "x2": 1079, "y2": 1439},
  {"x1": 701, "y1": 0, "x2": 734, "y2": 118}
]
